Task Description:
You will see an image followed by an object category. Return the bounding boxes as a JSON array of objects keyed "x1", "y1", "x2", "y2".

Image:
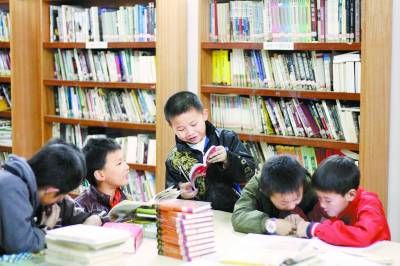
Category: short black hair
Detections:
[
  {"x1": 164, "y1": 91, "x2": 204, "y2": 123},
  {"x1": 260, "y1": 155, "x2": 309, "y2": 196},
  {"x1": 312, "y1": 155, "x2": 359, "y2": 195},
  {"x1": 28, "y1": 138, "x2": 86, "y2": 194},
  {"x1": 83, "y1": 137, "x2": 121, "y2": 187}
]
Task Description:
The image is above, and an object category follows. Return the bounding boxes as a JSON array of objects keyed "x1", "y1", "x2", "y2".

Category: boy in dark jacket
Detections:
[
  {"x1": 164, "y1": 91, "x2": 256, "y2": 212},
  {"x1": 76, "y1": 138, "x2": 130, "y2": 215},
  {"x1": 0, "y1": 139, "x2": 100, "y2": 255},
  {"x1": 232, "y1": 155, "x2": 323, "y2": 235},
  {"x1": 295, "y1": 155, "x2": 391, "y2": 247}
]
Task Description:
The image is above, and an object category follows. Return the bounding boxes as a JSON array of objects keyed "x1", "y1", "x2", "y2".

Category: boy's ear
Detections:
[
  {"x1": 202, "y1": 108, "x2": 209, "y2": 120},
  {"x1": 94, "y1": 170, "x2": 105, "y2": 182},
  {"x1": 345, "y1": 189, "x2": 357, "y2": 202}
]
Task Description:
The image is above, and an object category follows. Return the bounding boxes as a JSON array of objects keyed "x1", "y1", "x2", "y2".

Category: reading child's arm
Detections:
[
  {"x1": 218, "y1": 130, "x2": 257, "y2": 182},
  {"x1": 231, "y1": 176, "x2": 270, "y2": 234}
]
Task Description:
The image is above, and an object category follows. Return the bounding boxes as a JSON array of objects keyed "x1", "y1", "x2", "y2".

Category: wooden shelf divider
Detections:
[
  {"x1": 44, "y1": 79, "x2": 156, "y2": 90},
  {"x1": 201, "y1": 42, "x2": 361, "y2": 51},
  {"x1": 128, "y1": 163, "x2": 156, "y2": 172},
  {"x1": 43, "y1": 41, "x2": 156, "y2": 49}
]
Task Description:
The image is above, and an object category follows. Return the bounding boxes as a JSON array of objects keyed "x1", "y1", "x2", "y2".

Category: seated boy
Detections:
[
  {"x1": 295, "y1": 155, "x2": 391, "y2": 247},
  {"x1": 76, "y1": 138, "x2": 130, "y2": 215},
  {"x1": 164, "y1": 91, "x2": 256, "y2": 212},
  {"x1": 0, "y1": 139, "x2": 100, "y2": 254},
  {"x1": 232, "y1": 155, "x2": 322, "y2": 235}
]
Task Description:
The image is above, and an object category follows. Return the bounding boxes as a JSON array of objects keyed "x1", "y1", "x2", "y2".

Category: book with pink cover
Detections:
[
  {"x1": 188, "y1": 145, "x2": 217, "y2": 188},
  {"x1": 103, "y1": 222, "x2": 143, "y2": 253},
  {"x1": 157, "y1": 199, "x2": 212, "y2": 213}
]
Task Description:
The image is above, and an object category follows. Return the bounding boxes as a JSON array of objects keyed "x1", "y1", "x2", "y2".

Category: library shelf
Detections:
[
  {"x1": 0, "y1": 110, "x2": 11, "y2": 118},
  {"x1": 201, "y1": 42, "x2": 361, "y2": 51},
  {"x1": 0, "y1": 41, "x2": 9, "y2": 48},
  {"x1": 128, "y1": 163, "x2": 156, "y2": 172},
  {"x1": 201, "y1": 85, "x2": 360, "y2": 101},
  {"x1": 0, "y1": 145, "x2": 11, "y2": 152},
  {"x1": 0, "y1": 76, "x2": 10, "y2": 83},
  {"x1": 44, "y1": 115, "x2": 156, "y2": 131},
  {"x1": 43, "y1": 41, "x2": 156, "y2": 49},
  {"x1": 44, "y1": 79, "x2": 156, "y2": 90},
  {"x1": 237, "y1": 132, "x2": 359, "y2": 151}
]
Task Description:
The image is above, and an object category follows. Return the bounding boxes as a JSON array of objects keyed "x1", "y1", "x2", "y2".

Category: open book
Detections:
[
  {"x1": 108, "y1": 186, "x2": 181, "y2": 220},
  {"x1": 187, "y1": 145, "x2": 217, "y2": 188}
]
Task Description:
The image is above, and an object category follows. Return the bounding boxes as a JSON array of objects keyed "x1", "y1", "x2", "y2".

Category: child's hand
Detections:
[
  {"x1": 296, "y1": 221, "x2": 311, "y2": 238},
  {"x1": 275, "y1": 219, "x2": 294, "y2": 236},
  {"x1": 285, "y1": 214, "x2": 305, "y2": 229},
  {"x1": 83, "y1": 215, "x2": 102, "y2": 226},
  {"x1": 179, "y1": 182, "x2": 198, "y2": 199},
  {"x1": 40, "y1": 204, "x2": 61, "y2": 229},
  {"x1": 206, "y1": 146, "x2": 227, "y2": 165}
]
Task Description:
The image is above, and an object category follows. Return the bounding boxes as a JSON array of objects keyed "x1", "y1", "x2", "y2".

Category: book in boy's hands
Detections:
[
  {"x1": 188, "y1": 145, "x2": 217, "y2": 188},
  {"x1": 108, "y1": 186, "x2": 180, "y2": 220}
]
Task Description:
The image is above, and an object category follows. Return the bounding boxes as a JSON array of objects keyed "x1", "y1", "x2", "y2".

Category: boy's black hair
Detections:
[
  {"x1": 260, "y1": 155, "x2": 309, "y2": 197},
  {"x1": 312, "y1": 155, "x2": 359, "y2": 195},
  {"x1": 82, "y1": 137, "x2": 121, "y2": 187},
  {"x1": 164, "y1": 91, "x2": 204, "y2": 123},
  {"x1": 28, "y1": 138, "x2": 86, "y2": 194}
]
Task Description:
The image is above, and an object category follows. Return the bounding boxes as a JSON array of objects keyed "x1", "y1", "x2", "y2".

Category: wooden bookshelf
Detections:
[
  {"x1": 0, "y1": 145, "x2": 11, "y2": 152},
  {"x1": 44, "y1": 79, "x2": 156, "y2": 90},
  {"x1": 0, "y1": 76, "x2": 10, "y2": 83},
  {"x1": 43, "y1": 41, "x2": 156, "y2": 49},
  {"x1": 128, "y1": 163, "x2": 156, "y2": 172},
  {"x1": 0, "y1": 41, "x2": 9, "y2": 48},
  {"x1": 44, "y1": 115, "x2": 156, "y2": 131},
  {"x1": 0, "y1": 110, "x2": 11, "y2": 118},
  {"x1": 201, "y1": 85, "x2": 360, "y2": 101},
  {"x1": 237, "y1": 133, "x2": 359, "y2": 151},
  {"x1": 201, "y1": 42, "x2": 361, "y2": 51}
]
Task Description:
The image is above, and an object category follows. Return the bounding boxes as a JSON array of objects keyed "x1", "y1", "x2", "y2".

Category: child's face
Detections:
[
  {"x1": 169, "y1": 108, "x2": 208, "y2": 144},
  {"x1": 316, "y1": 189, "x2": 355, "y2": 217},
  {"x1": 39, "y1": 188, "x2": 65, "y2": 206},
  {"x1": 269, "y1": 186, "x2": 303, "y2": 211},
  {"x1": 99, "y1": 149, "x2": 130, "y2": 188}
]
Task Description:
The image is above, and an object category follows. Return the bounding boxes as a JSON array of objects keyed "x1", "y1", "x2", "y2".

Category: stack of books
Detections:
[
  {"x1": 45, "y1": 224, "x2": 130, "y2": 266},
  {"x1": 156, "y1": 199, "x2": 216, "y2": 261}
]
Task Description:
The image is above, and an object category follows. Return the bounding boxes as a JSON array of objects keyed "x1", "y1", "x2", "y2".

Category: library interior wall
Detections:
[{"x1": 387, "y1": 0, "x2": 400, "y2": 242}]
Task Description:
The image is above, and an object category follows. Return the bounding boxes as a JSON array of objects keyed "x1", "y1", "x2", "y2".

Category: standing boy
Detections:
[
  {"x1": 76, "y1": 138, "x2": 130, "y2": 215},
  {"x1": 232, "y1": 155, "x2": 323, "y2": 235},
  {"x1": 164, "y1": 91, "x2": 256, "y2": 212},
  {"x1": 0, "y1": 139, "x2": 100, "y2": 254},
  {"x1": 295, "y1": 155, "x2": 391, "y2": 247}
]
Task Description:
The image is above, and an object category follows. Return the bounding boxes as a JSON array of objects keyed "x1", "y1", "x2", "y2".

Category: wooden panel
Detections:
[
  {"x1": 44, "y1": 79, "x2": 156, "y2": 90},
  {"x1": 44, "y1": 115, "x2": 156, "y2": 131},
  {"x1": 156, "y1": 0, "x2": 187, "y2": 192},
  {"x1": 0, "y1": 145, "x2": 11, "y2": 152},
  {"x1": 238, "y1": 133, "x2": 359, "y2": 151},
  {"x1": 0, "y1": 110, "x2": 11, "y2": 118},
  {"x1": 43, "y1": 41, "x2": 156, "y2": 49},
  {"x1": 128, "y1": 163, "x2": 156, "y2": 172},
  {"x1": 201, "y1": 85, "x2": 360, "y2": 101},
  {"x1": 0, "y1": 76, "x2": 10, "y2": 83},
  {"x1": 360, "y1": 0, "x2": 392, "y2": 208},
  {"x1": 0, "y1": 41, "x2": 10, "y2": 48},
  {"x1": 10, "y1": 0, "x2": 42, "y2": 157}
]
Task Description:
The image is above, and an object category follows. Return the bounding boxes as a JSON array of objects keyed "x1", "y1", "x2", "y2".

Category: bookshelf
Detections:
[{"x1": 199, "y1": 1, "x2": 392, "y2": 207}]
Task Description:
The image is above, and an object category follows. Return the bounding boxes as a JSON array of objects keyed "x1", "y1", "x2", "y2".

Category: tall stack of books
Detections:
[
  {"x1": 45, "y1": 224, "x2": 130, "y2": 266},
  {"x1": 156, "y1": 199, "x2": 216, "y2": 261}
]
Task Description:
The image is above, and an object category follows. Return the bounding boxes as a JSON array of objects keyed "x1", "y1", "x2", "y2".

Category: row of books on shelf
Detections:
[
  {"x1": 0, "y1": 10, "x2": 9, "y2": 42},
  {"x1": 53, "y1": 49, "x2": 156, "y2": 83},
  {"x1": 209, "y1": 0, "x2": 361, "y2": 43},
  {"x1": 212, "y1": 49, "x2": 361, "y2": 93},
  {"x1": 0, "y1": 50, "x2": 10, "y2": 77},
  {"x1": 0, "y1": 119, "x2": 11, "y2": 146},
  {"x1": 122, "y1": 170, "x2": 156, "y2": 203},
  {"x1": 50, "y1": 3, "x2": 156, "y2": 42},
  {"x1": 243, "y1": 140, "x2": 358, "y2": 174},
  {"x1": 52, "y1": 124, "x2": 156, "y2": 166},
  {"x1": 211, "y1": 94, "x2": 359, "y2": 143},
  {"x1": 115, "y1": 135, "x2": 156, "y2": 166},
  {"x1": 54, "y1": 86, "x2": 156, "y2": 123},
  {"x1": 0, "y1": 84, "x2": 11, "y2": 111}
]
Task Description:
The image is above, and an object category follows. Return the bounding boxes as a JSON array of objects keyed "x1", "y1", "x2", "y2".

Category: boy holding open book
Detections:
[
  {"x1": 164, "y1": 91, "x2": 256, "y2": 212},
  {"x1": 76, "y1": 138, "x2": 130, "y2": 217}
]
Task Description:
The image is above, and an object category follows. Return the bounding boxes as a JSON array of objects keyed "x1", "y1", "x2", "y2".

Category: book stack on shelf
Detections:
[
  {"x1": 45, "y1": 224, "x2": 131, "y2": 266},
  {"x1": 156, "y1": 199, "x2": 216, "y2": 261},
  {"x1": 0, "y1": 5, "x2": 10, "y2": 156},
  {"x1": 201, "y1": 0, "x2": 361, "y2": 169},
  {"x1": 42, "y1": 1, "x2": 157, "y2": 192}
]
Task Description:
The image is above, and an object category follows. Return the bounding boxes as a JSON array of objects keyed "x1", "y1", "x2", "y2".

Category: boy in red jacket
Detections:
[{"x1": 295, "y1": 155, "x2": 391, "y2": 247}]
